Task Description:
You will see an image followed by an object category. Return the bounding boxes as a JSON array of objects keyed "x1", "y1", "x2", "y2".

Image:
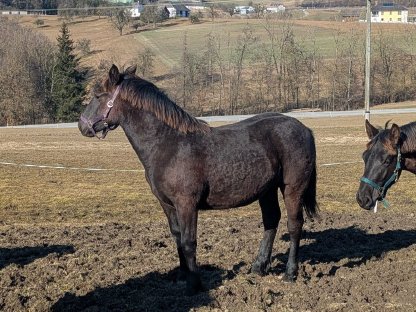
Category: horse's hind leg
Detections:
[
  {"x1": 251, "y1": 188, "x2": 281, "y2": 275},
  {"x1": 281, "y1": 184, "x2": 304, "y2": 282}
]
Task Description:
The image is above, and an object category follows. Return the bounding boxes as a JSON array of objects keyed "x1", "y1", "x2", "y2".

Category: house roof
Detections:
[
  {"x1": 373, "y1": 3, "x2": 407, "y2": 12},
  {"x1": 340, "y1": 9, "x2": 361, "y2": 17},
  {"x1": 173, "y1": 4, "x2": 190, "y2": 12}
]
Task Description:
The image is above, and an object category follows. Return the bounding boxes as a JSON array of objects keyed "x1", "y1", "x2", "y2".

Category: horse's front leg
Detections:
[
  {"x1": 176, "y1": 202, "x2": 202, "y2": 295},
  {"x1": 282, "y1": 185, "x2": 304, "y2": 282},
  {"x1": 159, "y1": 201, "x2": 188, "y2": 280}
]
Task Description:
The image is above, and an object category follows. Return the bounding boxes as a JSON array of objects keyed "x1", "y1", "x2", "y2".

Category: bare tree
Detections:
[
  {"x1": 136, "y1": 47, "x2": 155, "y2": 78},
  {"x1": 0, "y1": 18, "x2": 55, "y2": 125},
  {"x1": 229, "y1": 25, "x2": 256, "y2": 114},
  {"x1": 110, "y1": 8, "x2": 131, "y2": 36},
  {"x1": 140, "y1": 5, "x2": 168, "y2": 29}
]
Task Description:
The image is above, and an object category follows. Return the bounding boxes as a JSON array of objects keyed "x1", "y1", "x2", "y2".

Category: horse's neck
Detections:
[
  {"x1": 402, "y1": 126, "x2": 416, "y2": 174},
  {"x1": 121, "y1": 110, "x2": 176, "y2": 169}
]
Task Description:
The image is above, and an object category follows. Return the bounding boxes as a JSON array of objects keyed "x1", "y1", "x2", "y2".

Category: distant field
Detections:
[{"x1": 16, "y1": 13, "x2": 416, "y2": 74}]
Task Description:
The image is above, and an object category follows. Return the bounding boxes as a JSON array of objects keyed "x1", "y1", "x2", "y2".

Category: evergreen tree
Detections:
[{"x1": 51, "y1": 22, "x2": 86, "y2": 122}]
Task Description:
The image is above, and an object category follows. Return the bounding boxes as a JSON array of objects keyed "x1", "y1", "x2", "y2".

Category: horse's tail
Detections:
[{"x1": 302, "y1": 161, "x2": 319, "y2": 220}]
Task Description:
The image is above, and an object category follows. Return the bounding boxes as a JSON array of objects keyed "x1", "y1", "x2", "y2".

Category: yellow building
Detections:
[{"x1": 371, "y1": 3, "x2": 408, "y2": 23}]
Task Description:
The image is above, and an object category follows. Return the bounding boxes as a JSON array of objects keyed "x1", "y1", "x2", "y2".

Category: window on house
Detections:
[
  {"x1": 381, "y1": 18, "x2": 384, "y2": 21},
  {"x1": 398, "y1": 11, "x2": 401, "y2": 15},
  {"x1": 398, "y1": 18, "x2": 401, "y2": 21},
  {"x1": 389, "y1": 18, "x2": 392, "y2": 21},
  {"x1": 381, "y1": 11, "x2": 384, "y2": 15}
]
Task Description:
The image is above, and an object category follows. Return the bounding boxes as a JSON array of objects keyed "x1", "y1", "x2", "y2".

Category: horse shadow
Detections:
[
  {"x1": 272, "y1": 226, "x2": 416, "y2": 276},
  {"x1": 0, "y1": 245, "x2": 75, "y2": 270},
  {"x1": 52, "y1": 263, "x2": 243, "y2": 312}
]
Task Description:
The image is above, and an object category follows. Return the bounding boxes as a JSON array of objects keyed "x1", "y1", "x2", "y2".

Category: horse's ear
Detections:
[
  {"x1": 125, "y1": 65, "x2": 137, "y2": 75},
  {"x1": 389, "y1": 123, "x2": 401, "y2": 148},
  {"x1": 108, "y1": 64, "x2": 120, "y2": 86},
  {"x1": 365, "y1": 119, "x2": 379, "y2": 139}
]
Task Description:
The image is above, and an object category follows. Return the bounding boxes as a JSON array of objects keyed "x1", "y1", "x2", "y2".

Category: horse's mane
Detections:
[
  {"x1": 108, "y1": 74, "x2": 210, "y2": 134},
  {"x1": 368, "y1": 121, "x2": 416, "y2": 154},
  {"x1": 401, "y1": 121, "x2": 416, "y2": 153}
]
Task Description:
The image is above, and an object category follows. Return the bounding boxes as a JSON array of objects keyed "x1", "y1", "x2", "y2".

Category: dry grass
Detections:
[{"x1": 0, "y1": 113, "x2": 415, "y2": 226}]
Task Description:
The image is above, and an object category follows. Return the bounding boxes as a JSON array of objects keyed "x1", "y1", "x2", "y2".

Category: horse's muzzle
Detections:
[
  {"x1": 78, "y1": 119, "x2": 95, "y2": 138},
  {"x1": 356, "y1": 191, "x2": 374, "y2": 210}
]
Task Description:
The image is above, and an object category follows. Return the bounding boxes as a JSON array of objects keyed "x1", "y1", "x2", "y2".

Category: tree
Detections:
[
  {"x1": 136, "y1": 47, "x2": 155, "y2": 78},
  {"x1": 253, "y1": 3, "x2": 265, "y2": 19},
  {"x1": 0, "y1": 17, "x2": 55, "y2": 125},
  {"x1": 33, "y1": 18, "x2": 44, "y2": 27},
  {"x1": 140, "y1": 5, "x2": 168, "y2": 29},
  {"x1": 208, "y1": 5, "x2": 217, "y2": 22},
  {"x1": 76, "y1": 38, "x2": 91, "y2": 56},
  {"x1": 51, "y1": 22, "x2": 86, "y2": 122},
  {"x1": 110, "y1": 8, "x2": 131, "y2": 36}
]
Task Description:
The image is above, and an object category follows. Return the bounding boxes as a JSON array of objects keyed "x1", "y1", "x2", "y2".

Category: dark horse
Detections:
[
  {"x1": 79, "y1": 65, "x2": 318, "y2": 294},
  {"x1": 357, "y1": 119, "x2": 416, "y2": 210}
]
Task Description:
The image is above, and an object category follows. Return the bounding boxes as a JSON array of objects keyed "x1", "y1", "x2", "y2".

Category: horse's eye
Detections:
[{"x1": 382, "y1": 157, "x2": 393, "y2": 165}]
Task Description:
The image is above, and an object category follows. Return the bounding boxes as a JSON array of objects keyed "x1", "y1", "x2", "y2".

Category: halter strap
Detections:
[
  {"x1": 360, "y1": 147, "x2": 402, "y2": 208},
  {"x1": 80, "y1": 85, "x2": 121, "y2": 139}
]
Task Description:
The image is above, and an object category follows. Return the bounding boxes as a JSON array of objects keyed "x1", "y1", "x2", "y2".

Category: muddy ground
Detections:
[{"x1": 1, "y1": 210, "x2": 415, "y2": 312}]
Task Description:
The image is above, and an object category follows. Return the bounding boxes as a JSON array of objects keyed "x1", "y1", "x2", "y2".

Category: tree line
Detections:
[
  {"x1": 164, "y1": 18, "x2": 416, "y2": 116},
  {"x1": 0, "y1": 18, "x2": 85, "y2": 125},
  {"x1": 1, "y1": 0, "x2": 110, "y2": 11}
]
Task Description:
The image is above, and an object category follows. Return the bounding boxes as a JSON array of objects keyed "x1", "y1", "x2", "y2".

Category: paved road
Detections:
[{"x1": 2, "y1": 108, "x2": 416, "y2": 129}]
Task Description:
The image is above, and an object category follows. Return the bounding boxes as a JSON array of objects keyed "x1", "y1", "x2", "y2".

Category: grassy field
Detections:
[
  {"x1": 0, "y1": 112, "x2": 415, "y2": 311},
  {"x1": 1, "y1": 112, "x2": 415, "y2": 225},
  {"x1": 15, "y1": 13, "x2": 416, "y2": 75}
]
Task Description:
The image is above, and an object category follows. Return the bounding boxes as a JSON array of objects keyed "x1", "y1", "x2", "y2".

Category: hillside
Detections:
[{"x1": 10, "y1": 11, "x2": 416, "y2": 118}]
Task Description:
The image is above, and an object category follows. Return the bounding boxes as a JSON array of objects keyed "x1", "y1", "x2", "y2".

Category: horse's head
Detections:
[
  {"x1": 356, "y1": 120, "x2": 402, "y2": 210},
  {"x1": 78, "y1": 64, "x2": 136, "y2": 139}
]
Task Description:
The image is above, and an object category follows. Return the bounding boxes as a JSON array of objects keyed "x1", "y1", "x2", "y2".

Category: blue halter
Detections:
[{"x1": 360, "y1": 147, "x2": 402, "y2": 208}]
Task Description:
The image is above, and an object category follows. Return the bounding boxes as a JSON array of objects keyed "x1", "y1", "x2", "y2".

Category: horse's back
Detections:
[{"x1": 211, "y1": 113, "x2": 315, "y2": 156}]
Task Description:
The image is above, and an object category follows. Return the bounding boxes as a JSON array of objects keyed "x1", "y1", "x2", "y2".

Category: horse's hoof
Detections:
[
  {"x1": 177, "y1": 269, "x2": 187, "y2": 281},
  {"x1": 185, "y1": 273, "x2": 203, "y2": 296},
  {"x1": 250, "y1": 262, "x2": 268, "y2": 276},
  {"x1": 282, "y1": 273, "x2": 296, "y2": 283}
]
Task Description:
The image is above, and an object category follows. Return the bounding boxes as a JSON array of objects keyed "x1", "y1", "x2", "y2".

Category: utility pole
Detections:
[{"x1": 364, "y1": 0, "x2": 372, "y2": 121}]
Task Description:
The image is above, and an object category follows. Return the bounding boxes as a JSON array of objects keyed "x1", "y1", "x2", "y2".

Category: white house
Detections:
[
  {"x1": 130, "y1": 2, "x2": 144, "y2": 17},
  {"x1": 186, "y1": 5, "x2": 206, "y2": 12},
  {"x1": 234, "y1": 6, "x2": 255, "y2": 15},
  {"x1": 164, "y1": 4, "x2": 190, "y2": 18},
  {"x1": 265, "y1": 4, "x2": 285, "y2": 14},
  {"x1": 165, "y1": 4, "x2": 176, "y2": 18}
]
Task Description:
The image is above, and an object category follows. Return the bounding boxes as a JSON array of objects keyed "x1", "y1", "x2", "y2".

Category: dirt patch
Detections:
[{"x1": 0, "y1": 211, "x2": 415, "y2": 311}]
